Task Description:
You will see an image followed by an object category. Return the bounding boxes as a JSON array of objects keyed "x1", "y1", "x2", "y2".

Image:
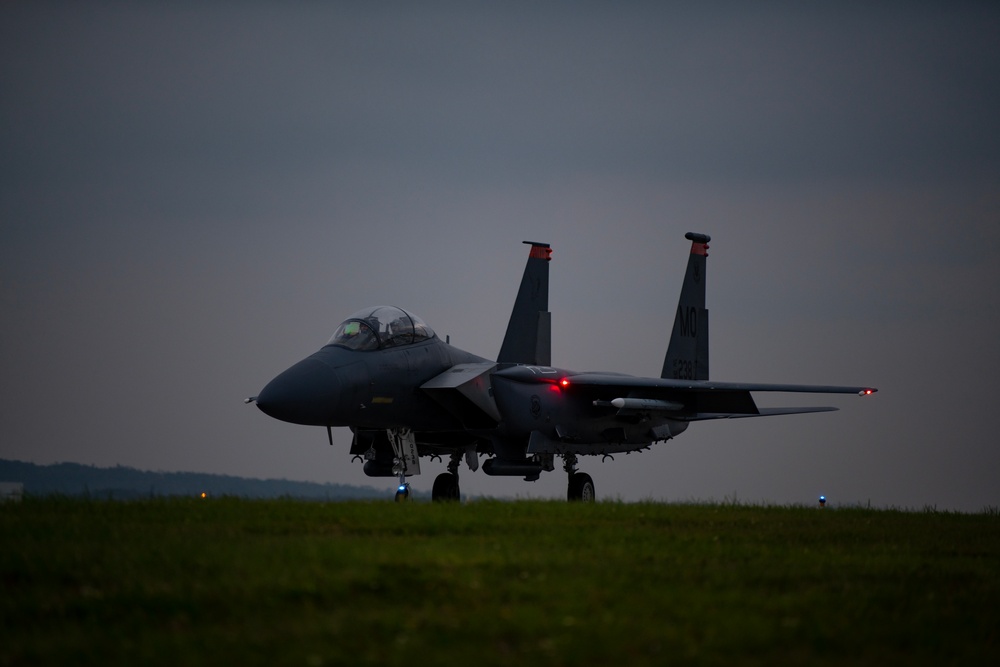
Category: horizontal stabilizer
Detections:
[
  {"x1": 689, "y1": 406, "x2": 839, "y2": 421},
  {"x1": 756, "y1": 406, "x2": 839, "y2": 416}
]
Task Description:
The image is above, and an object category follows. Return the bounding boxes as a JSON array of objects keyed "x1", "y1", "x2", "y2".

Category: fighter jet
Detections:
[{"x1": 248, "y1": 233, "x2": 876, "y2": 502}]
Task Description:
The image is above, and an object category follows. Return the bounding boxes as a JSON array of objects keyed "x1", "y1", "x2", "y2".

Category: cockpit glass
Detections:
[{"x1": 326, "y1": 306, "x2": 435, "y2": 350}]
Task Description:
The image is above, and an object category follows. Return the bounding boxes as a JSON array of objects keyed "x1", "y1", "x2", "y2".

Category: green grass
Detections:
[{"x1": 2, "y1": 498, "x2": 998, "y2": 666}]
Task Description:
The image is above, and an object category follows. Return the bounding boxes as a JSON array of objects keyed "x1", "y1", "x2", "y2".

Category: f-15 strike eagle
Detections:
[{"x1": 247, "y1": 233, "x2": 876, "y2": 502}]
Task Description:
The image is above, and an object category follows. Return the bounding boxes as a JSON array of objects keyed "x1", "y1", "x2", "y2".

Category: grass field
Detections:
[{"x1": 2, "y1": 497, "x2": 998, "y2": 666}]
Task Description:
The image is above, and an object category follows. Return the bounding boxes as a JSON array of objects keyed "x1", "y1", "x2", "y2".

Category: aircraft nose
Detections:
[{"x1": 255, "y1": 356, "x2": 340, "y2": 426}]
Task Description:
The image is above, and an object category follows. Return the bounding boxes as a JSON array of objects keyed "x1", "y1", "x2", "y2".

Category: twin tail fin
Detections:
[
  {"x1": 661, "y1": 232, "x2": 710, "y2": 381},
  {"x1": 497, "y1": 241, "x2": 552, "y2": 367}
]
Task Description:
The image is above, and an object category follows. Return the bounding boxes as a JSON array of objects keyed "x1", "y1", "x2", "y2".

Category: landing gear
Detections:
[
  {"x1": 568, "y1": 472, "x2": 595, "y2": 501},
  {"x1": 431, "y1": 452, "x2": 462, "y2": 502},
  {"x1": 432, "y1": 473, "x2": 460, "y2": 501},
  {"x1": 394, "y1": 484, "x2": 410, "y2": 502},
  {"x1": 563, "y1": 454, "x2": 596, "y2": 502},
  {"x1": 388, "y1": 428, "x2": 419, "y2": 503}
]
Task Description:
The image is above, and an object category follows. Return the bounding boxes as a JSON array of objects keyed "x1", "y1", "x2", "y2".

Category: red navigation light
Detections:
[{"x1": 528, "y1": 245, "x2": 553, "y2": 261}]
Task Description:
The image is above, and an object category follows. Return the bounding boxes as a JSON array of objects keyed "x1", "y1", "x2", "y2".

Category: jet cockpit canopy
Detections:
[{"x1": 327, "y1": 306, "x2": 436, "y2": 351}]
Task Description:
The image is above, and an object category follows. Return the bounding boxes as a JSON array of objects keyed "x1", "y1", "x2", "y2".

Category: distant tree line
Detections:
[{"x1": 0, "y1": 459, "x2": 388, "y2": 500}]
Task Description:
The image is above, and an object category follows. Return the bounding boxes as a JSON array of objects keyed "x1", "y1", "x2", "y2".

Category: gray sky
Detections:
[{"x1": 2, "y1": 3, "x2": 998, "y2": 510}]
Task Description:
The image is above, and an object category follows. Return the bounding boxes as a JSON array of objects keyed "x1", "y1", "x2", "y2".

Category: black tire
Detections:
[
  {"x1": 432, "y1": 472, "x2": 461, "y2": 502},
  {"x1": 568, "y1": 472, "x2": 596, "y2": 502}
]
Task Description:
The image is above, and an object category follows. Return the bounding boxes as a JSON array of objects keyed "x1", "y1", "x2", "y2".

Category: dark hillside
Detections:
[{"x1": 0, "y1": 459, "x2": 385, "y2": 500}]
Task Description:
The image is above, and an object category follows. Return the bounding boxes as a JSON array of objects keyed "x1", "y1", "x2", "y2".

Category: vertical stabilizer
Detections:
[
  {"x1": 498, "y1": 242, "x2": 552, "y2": 366},
  {"x1": 661, "y1": 232, "x2": 710, "y2": 380}
]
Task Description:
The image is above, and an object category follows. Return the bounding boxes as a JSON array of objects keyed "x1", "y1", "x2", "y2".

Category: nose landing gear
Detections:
[
  {"x1": 388, "y1": 428, "x2": 418, "y2": 503},
  {"x1": 394, "y1": 483, "x2": 410, "y2": 502}
]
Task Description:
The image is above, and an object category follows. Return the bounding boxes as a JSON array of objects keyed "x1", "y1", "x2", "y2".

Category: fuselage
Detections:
[
  {"x1": 255, "y1": 337, "x2": 488, "y2": 431},
  {"x1": 257, "y1": 335, "x2": 690, "y2": 456}
]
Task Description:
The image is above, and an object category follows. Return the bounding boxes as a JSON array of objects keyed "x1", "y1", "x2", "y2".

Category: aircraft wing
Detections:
[
  {"x1": 556, "y1": 372, "x2": 876, "y2": 421},
  {"x1": 495, "y1": 366, "x2": 876, "y2": 418}
]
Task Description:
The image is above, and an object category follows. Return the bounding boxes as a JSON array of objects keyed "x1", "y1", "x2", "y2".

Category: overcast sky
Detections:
[{"x1": 2, "y1": 3, "x2": 998, "y2": 510}]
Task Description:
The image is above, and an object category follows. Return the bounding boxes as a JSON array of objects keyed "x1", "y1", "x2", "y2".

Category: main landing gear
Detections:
[
  {"x1": 389, "y1": 445, "x2": 594, "y2": 503},
  {"x1": 564, "y1": 454, "x2": 595, "y2": 502},
  {"x1": 431, "y1": 452, "x2": 462, "y2": 502}
]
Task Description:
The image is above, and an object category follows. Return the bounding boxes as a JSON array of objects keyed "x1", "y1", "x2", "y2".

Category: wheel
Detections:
[
  {"x1": 394, "y1": 485, "x2": 410, "y2": 502},
  {"x1": 432, "y1": 472, "x2": 461, "y2": 502},
  {"x1": 568, "y1": 472, "x2": 596, "y2": 502}
]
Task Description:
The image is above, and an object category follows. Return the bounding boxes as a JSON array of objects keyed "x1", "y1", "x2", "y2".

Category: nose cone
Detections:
[{"x1": 255, "y1": 356, "x2": 340, "y2": 425}]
